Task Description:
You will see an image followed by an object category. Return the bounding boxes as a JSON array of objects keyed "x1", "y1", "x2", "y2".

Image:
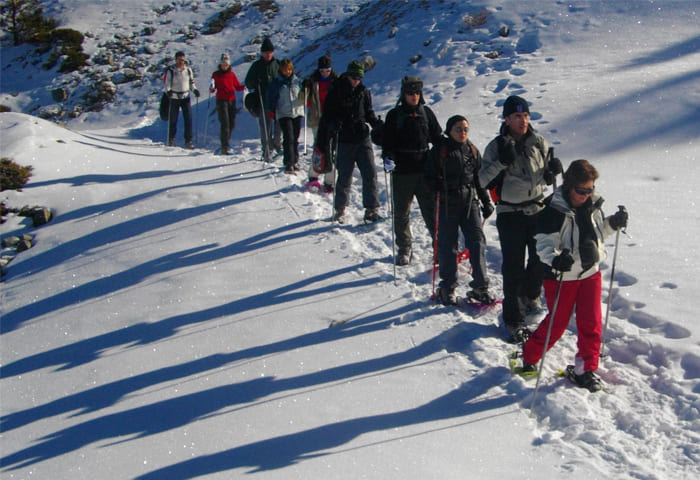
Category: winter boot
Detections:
[
  {"x1": 332, "y1": 208, "x2": 346, "y2": 224},
  {"x1": 466, "y1": 287, "x2": 495, "y2": 305},
  {"x1": 396, "y1": 247, "x2": 412, "y2": 266},
  {"x1": 323, "y1": 183, "x2": 334, "y2": 194},
  {"x1": 221, "y1": 145, "x2": 229, "y2": 155},
  {"x1": 363, "y1": 208, "x2": 381, "y2": 223},
  {"x1": 506, "y1": 323, "x2": 531, "y2": 344},
  {"x1": 521, "y1": 361, "x2": 537, "y2": 373},
  {"x1": 168, "y1": 138, "x2": 175, "y2": 147},
  {"x1": 185, "y1": 141, "x2": 194, "y2": 149},
  {"x1": 525, "y1": 297, "x2": 545, "y2": 315},
  {"x1": 564, "y1": 366, "x2": 603, "y2": 392},
  {"x1": 436, "y1": 286, "x2": 457, "y2": 306}
]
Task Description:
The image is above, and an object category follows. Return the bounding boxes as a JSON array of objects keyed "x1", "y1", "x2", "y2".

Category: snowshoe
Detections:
[
  {"x1": 466, "y1": 287, "x2": 495, "y2": 305},
  {"x1": 562, "y1": 365, "x2": 603, "y2": 392},
  {"x1": 323, "y1": 183, "x2": 334, "y2": 193},
  {"x1": 506, "y1": 323, "x2": 531, "y2": 344},
  {"x1": 304, "y1": 179, "x2": 323, "y2": 193},
  {"x1": 436, "y1": 286, "x2": 458, "y2": 306},
  {"x1": 363, "y1": 208, "x2": 381, "y2": 224},
  {"x1": 508, "y1": 351, "x2": 538, "y2": 377}
]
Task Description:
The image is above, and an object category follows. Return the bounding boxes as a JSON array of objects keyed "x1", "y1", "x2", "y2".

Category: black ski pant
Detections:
[
  {"x1": 168, "y1": 97, "x2": 193, "y2": 143},
  {"x1": 438, "y1": 189, "x2": 489, "y2": 292},
  {"x1": 334, "y1": 139, "x2": 380, "y2": 211},
  {"x1": 278, "y1": 116, "x2": 302, "y2": 169},
  {"x1": 392, "y1": 172, "x2": 435, "y2": 253},
  {"x1": 496, "y1": 210, "x2": 544, "y2": 327},
  {"x1": 216, "y1": 99, "x2": 237, "y2": 150}
]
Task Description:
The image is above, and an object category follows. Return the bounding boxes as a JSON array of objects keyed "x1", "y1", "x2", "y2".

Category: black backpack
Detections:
[{"x1": 159, "y1": 92, "x2": 169, "y2": 121}]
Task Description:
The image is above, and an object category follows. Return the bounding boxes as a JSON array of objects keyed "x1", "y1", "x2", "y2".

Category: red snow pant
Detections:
[{"x1": 523, "y1": 271, "x2": 602, "y2": 373}]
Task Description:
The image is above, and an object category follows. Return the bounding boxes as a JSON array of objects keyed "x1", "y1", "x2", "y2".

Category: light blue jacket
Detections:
[{"x1": 267, "y1": 73, "x2": 305, "y2": 119}]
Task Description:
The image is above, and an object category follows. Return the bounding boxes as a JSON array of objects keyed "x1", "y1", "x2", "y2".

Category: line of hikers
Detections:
[{"x1": 163, "y1": 39, "x2": 628, "y2": 392}]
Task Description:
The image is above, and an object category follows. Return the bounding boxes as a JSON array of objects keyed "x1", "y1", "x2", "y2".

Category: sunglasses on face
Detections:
[
  {"x1": 573, "y1": 186, "x2": 594, "y2": 195},
  {"x1": 349, "y1": 75, "x2": 362, "y2": 81},
  {"x1": 319, "y1": 68, "x2": 331, "y2": 73},
  {"x1": 405, "y1": 90, "x2": 421, "y2": 96},
  {"x1": 453, "y1": 127, "x2": 469, "y2": 133}
]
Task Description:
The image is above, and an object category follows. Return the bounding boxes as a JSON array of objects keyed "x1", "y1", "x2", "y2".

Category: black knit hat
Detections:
[
  {"x1": 318, "y1": 55, "x2": 332, "y2": 69},
  {"x1": 261, "y1": 37, "x2": 274, "y2": 52},
  {"x1": 401, "y1": 76, "x2": 423, "y2": 94},
  {"x1": 446, "y1": 115, "x2": 468, "y2": 133},
  {"x1": 502, "y1": 95, "x2": 529, "y2": 117}
]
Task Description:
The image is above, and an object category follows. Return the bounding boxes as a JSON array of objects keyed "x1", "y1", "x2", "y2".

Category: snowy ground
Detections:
[{"x1": 1, "y1": 1, "x2": 699, "y2": 479}]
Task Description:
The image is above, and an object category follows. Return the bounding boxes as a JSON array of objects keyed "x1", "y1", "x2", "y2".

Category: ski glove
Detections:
[
  {"x1": 193, "y1": 89, "x2": 201, "y2": 98},
  {"x1": 383, "y1": 157, "x2": 395, "y2": 172},
  {"x1": 500, "y1": 138, "x2": 518, "y2": 166},
  {"x1": 609, "y1": 207, "x2": 628, "y2": 230},
  {"x1": 552, "y1": 250, "x2": 575, "y2": 272},
  {"x1": 481, "y1": 201, "x2": 494, "y2": 219},
  {"x1": 548, "y1": 157, "x2": 563, "y2": 175}
]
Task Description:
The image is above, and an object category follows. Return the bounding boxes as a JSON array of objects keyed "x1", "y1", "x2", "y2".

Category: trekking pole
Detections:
[
  {"x1": 530, "y1": 256, "x2": 567, "y2": 412},
  {"x1": 600, "y1": 206, "x2": 626, "y2": 358},
  {"x1": 203, "y1": 90, "x2": 211, "y2": 147},
  {"x1": 547, "y1": 147, "x2": 557, "y2": 191},
  {"x1": 385, "y1": 169, "x2": 396, "y2": 284},
  {"x1": 192, "y1": 95, "x2": 198, "y2": 145},
  {"x1": 166, "y1": 95, "x2": 172, "y2": 146},
  {"x1": 431, "y1": 192, "x2": 440, "y2": 303},
  {"x1": 257, "y1": 83, "x2": 270, "y2": 161},
  {"x1": 303, "y1": 88, "x2": 308, "y2": 156}
]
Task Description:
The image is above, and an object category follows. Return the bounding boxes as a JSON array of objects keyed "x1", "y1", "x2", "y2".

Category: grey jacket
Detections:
[{"x1": 480, "y1": 125, "x2": 549, "y2": 215}]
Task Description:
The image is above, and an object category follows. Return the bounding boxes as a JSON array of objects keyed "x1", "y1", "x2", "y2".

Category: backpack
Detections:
[
  {"x1": 244, "y1": 91, "x2": 262, "y2": 117},
  {"x1": 159, "y1": 92, "x2": 169, "y2": 121}
]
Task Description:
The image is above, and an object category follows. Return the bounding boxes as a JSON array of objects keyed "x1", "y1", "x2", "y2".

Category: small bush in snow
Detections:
[{"x1": 0, "y1": 158, "x2": 33, "y2": 192}]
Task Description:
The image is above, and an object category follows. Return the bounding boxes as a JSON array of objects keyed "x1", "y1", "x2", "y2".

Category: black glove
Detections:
[
  {"x1": 548, "y1": 157, "x2": 563, "y2": 175},
  {"x1": 166, "y1": 90, "x2": 172, "y2": 97},
  {"x1": 543, "y1": 170, "x2": 555, "y2": 186},
  {"x1": 551, "y1": 250, "x2": 574, "y2": 272},
  {"x1": 609, "y1": 206, "x2": 628, "y2": 230},
  {"x1": 499, "y1": 138, "x2": 517, "y2": 166},
  {"x1": 193, "y1": 89, "x2": 201, "y2": 98},
  {"x1": 481, "y1": 201, "x2": 494, "y2": 219}
]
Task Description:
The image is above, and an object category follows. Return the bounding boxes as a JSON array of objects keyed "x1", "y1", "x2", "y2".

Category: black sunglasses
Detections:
[{"x1": 573, "y1": 186, "x2": 594, "y2": 195}]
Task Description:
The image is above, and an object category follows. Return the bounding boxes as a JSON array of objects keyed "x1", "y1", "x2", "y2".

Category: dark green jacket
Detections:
[{"x1": 244, "y1": 57, "x2": 280, "y2": 100}]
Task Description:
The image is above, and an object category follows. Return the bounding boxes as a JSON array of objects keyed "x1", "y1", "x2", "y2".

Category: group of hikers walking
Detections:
[{"x1": 162, "y1": 38, "x2": 629, "y2": 393}]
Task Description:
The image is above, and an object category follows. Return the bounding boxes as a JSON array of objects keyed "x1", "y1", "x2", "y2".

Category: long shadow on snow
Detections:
[
  {"x1": 0, "y1": 301, "x2": 419, "y2": 433},
  {"x1": 24, "y1": 162, "x2": 225, "y2": 189},
  {"x1": 1, "y1": 257, "x2": 382, "y2": 378},
  {"x1": 617, "y1": 34, "x2": 700, "y2": 71},
  {"x1": 5, "y1": 165, "x2": 278, "y2": 286},
  {"x1": 1, "y1": 322, "x2": 514, "y2": 473},
  {"x1": 0, "y1": 164, "x2": 272, "y2": 246},
  {"x1": 1, "y1": 193, "x2": 298, "y2": 333},
  {"x1": 134, "y1": 370, "x2": 515, "y2": 479},
  {"x1": 565, "y1": 67, "x2": 700, "y2": 154}
]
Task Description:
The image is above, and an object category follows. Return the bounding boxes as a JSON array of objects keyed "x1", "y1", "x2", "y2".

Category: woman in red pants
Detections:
[{"x1": 520, "y1": 159, "x2": 628, "y2": 392}]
